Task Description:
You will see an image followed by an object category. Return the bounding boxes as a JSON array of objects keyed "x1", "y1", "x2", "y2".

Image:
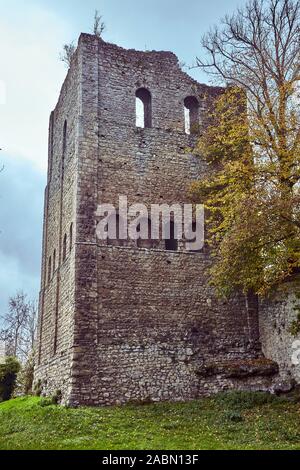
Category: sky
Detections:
[{"x1": 0, "y1": 0, "x2": 245, "y2": 315}]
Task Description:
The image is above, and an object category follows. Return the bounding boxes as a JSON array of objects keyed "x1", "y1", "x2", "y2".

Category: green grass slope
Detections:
[{"x1": 0, "y1": 393, "x2": 300, "y2": 450}]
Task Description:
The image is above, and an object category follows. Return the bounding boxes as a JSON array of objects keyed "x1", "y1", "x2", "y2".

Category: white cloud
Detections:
[
  {"x1": 0, "y1": 1, "x2": 70, "y2": 171},
  {"x1": 0, "y1": 152, "x2": 45, "y2": 313}
]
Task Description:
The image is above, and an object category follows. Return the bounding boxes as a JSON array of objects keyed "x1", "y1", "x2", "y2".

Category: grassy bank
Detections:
[{"x1": 0, "y1": 393, "x2": 300, "y2": 450}]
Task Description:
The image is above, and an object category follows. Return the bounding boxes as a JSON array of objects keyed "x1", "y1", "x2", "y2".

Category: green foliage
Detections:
[
  {"x1": 18, "y1": 353, "x2": 35, "y2": 395},
  {"x1": 217, "y1": 391, "x2": 288, "y2": 426},
  {"x1": 190, "y1": 87, "x2": 300, "y2": 296},
  {"x1": 60, "y1": 43, "x2": 76, "y2": 67},
  {"x1": 0, "y1": 395, "x2": 300, "y2": 450},
  {"x1": 39, "y1": 397, "x2": 55, "y2": 407},
  {"x1": 39, "y1": 390, "x2": 62, "y2": 407},
  {"x1": 52, "y1": 390, "x2": 62, "y2": 405},
  {"x1": 222, "y1": 410, "x2": 244, "y2": 423},
  {"x1": 33, "y1": 379, "x2": 42, "y2": 397},
  {"x1": 215, "y1": 391, "x2": 285, "y2": 411},
  {"x1": 287, "y1": 294, "x2": 300, "y2": 336},
  {"x1": 93, "y1": 10, "x2": 105, "y2": 37},
  {"x1": 192, "y1": 1, "x2": 300, "y2": 296},
  {"x1": 0, "y1": 357, "x2": 21, "y2": 402},
  {"x1": 290, "y1": 312, "x2": 300, "y2": 336}
]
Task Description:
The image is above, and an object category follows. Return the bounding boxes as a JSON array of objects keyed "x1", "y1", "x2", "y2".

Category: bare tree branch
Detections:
[
  {"x1": 0, "y1": 292, "x2": 38, "y2": 364},
  {"x1": 93, "y1": 10, "x2": 106, "y2": 38}
]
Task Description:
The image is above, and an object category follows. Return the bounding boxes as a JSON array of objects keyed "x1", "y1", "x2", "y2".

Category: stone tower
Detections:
[{"x1": 34, "y1": 34, "x2": 278, "y2": 406}]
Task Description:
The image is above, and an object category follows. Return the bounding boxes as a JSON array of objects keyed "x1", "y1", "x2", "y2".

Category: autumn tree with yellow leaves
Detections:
[{"x1": 191, "y1": 0, "x2": 300, "y2": 296}]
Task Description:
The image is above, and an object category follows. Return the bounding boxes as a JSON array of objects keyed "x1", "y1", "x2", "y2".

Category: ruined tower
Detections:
[{"x1": 35, "y1": 34, "x2": 278, "y2": 406}]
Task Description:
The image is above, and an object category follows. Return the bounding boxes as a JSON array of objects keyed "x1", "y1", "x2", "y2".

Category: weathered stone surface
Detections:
[
  {"x1": 260, "y1": 281, "x2": 300, "y2": 386},
  {"x1": 34, "y1": 34, "x2": 284, "y2": 406},
  {"x1": 271, "y1": 378, "x2": 294, "y2": 395},
  {"x1": 196, "y1": 358, "x2": 279, "y2": 379}
]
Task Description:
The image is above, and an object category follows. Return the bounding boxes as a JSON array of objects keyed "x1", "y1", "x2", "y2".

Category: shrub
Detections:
[
  {"x1": 52, "y1": 390, "x2": 62, "y2": 405},
  {"x1": 215, "y1": 390, "x2": 285, "y2": 411},
  {"x1": 18, "y1": 353, "x2": 35, "y2": 395},
  {"x1": 0, "y1": 357, "x2": 21, "y2": 402},
  {"x1": 290, "y1": 312, "x2": 300, "y2": 336},
  {"x1": 222, "y1": 410, "x2": 244, "y2": 423},
  {"x1": 39, "y1": 396, "x2": 54, "y2": 407}
]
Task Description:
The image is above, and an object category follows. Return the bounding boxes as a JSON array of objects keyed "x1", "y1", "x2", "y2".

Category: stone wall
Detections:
[
  {"x1": 35, "y1": 34, "x2": 279, "y2": 406},
  {"x1": 259, "y1": 281, "x2": 300, "y2": 390}
]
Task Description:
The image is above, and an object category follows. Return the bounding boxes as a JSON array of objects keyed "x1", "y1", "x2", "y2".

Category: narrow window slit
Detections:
[{"x1": 136, "y1": 88, "x2": 152, "y2": 128}]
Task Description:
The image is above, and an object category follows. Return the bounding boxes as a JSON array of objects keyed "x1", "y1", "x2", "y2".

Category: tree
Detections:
[
  {"x1": 0, "y1": 357, "x2": 21, "y2": 402},
  {"x1": 93, "y1": 9, "x2": 106, "y2": 37},
  {"x1": 0, "y1": 292, "x2": 37, "y2": 364},
  {"x1": 191, "y1": 0, "x2": 300, "y2": 296},
  {"x1": 60, "y1": 42, "x2": 76, "y2": 67}
]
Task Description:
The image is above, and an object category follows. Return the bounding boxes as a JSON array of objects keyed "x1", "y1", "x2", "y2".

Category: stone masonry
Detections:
[{"x1": 34, "y1": 34, "x2": 289, "y2": 406}]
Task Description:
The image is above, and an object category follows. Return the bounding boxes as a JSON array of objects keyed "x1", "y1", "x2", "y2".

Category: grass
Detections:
[{"x1": 0, "y1": 392, "x2": 300, "y2": 450}]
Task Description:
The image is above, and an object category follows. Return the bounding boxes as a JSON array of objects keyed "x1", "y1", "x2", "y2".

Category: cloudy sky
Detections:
[{"x1": 0, "y1": 0, "x2": 242, "y2": 314}]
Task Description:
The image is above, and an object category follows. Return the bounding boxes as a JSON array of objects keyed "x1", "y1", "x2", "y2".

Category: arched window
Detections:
[
  {"x1": 62, "y1": 234, "x2": 67, "y2": 261},
  {"x1": 48, "y1": 256, "x2": 52, "y2": 284},
  {"x1": 184, "y1": 96, "x2": 199, "y2": 135},
  {"x1": 107, "y1": 214, "x2": 126, "y2": 247},
  {"x1": 165, "y1": 220, "x2": 178, "y2": 251},
  {"x1": 137, "y1": 218, "x2": 156, "y2": 249},
  {"x1": 136, "y1": 88, "x2": 152, "y2": 128},
  {"x1": 62, "y1": 120, "x2": 67, "y2": 180},
  {"x1": 69, "y1": 223, "x2": 73, "y2": 252},
  {"x1": 53, "y1": 249, "x2": 56, "y2": 274}
]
